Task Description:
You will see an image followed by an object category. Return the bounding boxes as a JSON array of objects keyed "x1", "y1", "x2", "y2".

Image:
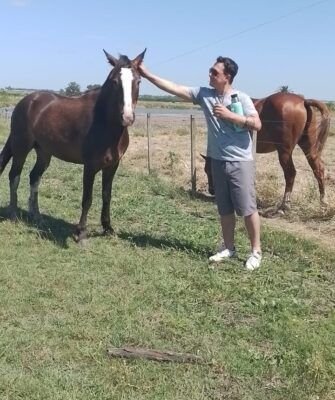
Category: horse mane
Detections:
[{"x1": 118, "y1": 55, "x2": 131, "y2": 67}]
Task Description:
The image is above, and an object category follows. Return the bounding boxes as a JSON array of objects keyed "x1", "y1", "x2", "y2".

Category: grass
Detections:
[
  {"x1": 0, "y1": 91, "x2": 23, "y2": 108},
  {"x1": 0, "y1": 132, "x2": 334, "y2": 399},
  {"x1": 138, "y1": 100, "x2": 200, "y2": 110}
]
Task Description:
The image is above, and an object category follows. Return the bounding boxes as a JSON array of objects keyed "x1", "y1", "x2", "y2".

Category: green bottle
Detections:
[
  {"x1": 230, "y1": 93, "x2": 243, "y2": 115},
  {"x1": 230, "y1": 93, "x2": 244, "y2": 131}
]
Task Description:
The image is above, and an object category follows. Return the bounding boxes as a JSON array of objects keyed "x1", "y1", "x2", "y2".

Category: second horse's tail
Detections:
[{"x1": 304, "y1": 99, "x2": 331, "y2": 154}]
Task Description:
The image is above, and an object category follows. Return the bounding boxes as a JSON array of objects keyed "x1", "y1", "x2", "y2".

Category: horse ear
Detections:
[
  {"x1": 103, "y1": 49, "x2": 118, "y2": 66},
  {"x1": 132, "y1": 48, "x2": 147, "y2": 67}
]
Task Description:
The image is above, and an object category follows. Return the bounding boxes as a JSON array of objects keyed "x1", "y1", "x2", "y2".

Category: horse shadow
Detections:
[
  {"x1": 0, "y1": 207, "x2": 206, "y2": 253},
  {"x1": 0, "y1": 207, "x2": 75, "y2": 248}
]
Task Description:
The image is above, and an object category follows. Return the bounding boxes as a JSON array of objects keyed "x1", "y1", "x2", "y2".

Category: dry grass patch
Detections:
[{"x1": 126, "y1": 113, "x2": 335, "y2": 247}]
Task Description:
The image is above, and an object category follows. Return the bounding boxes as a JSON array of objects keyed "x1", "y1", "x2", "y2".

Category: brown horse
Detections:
[
  {"x1": 0, "y1": 49, "x2": 146, "y2": 241},
  {"x1": 202, "y1": 92, "x2": 330, "y2": 211}
]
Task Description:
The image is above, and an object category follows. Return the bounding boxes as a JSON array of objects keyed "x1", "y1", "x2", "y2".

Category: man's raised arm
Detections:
[{"x1": 139, "y1": 63, "x2": 192, "y2": 102}]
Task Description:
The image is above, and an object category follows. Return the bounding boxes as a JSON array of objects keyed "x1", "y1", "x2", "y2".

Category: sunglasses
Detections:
[{"x1": 209, "y1": 68, "x2": 220, "y2": 77}]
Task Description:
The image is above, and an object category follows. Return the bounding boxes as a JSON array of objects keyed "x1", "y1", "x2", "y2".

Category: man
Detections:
[{"x1": 139, "y1": 57, "x2": 262, "y2": 270}]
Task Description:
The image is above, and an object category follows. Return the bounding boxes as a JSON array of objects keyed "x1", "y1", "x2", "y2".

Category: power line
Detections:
[{"x1": 159, "y1": 0, "x2": 331, "y2": 65}]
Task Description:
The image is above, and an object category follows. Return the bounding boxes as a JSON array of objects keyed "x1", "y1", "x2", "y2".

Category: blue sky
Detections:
[{"x1": 1, "y1": 0, "x2": 334, "y2": 100}]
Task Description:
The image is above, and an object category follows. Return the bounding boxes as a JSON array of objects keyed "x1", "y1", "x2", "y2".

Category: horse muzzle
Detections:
[{"x1": 121, "y1": 112, "x2": 135, "y2": 127}]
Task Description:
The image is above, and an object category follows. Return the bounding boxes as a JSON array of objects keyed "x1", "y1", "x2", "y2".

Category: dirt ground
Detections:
[{"x1": 123, "y1": 113, "x2": 335, "y2": 248}]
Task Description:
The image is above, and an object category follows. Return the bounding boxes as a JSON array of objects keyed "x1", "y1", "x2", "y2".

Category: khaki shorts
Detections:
[{"x1": 211, "y1": 159, "x2": 257, "y2": 217}]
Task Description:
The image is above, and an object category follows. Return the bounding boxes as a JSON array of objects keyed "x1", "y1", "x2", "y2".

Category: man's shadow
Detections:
[{"x1": 117, "y1": 230, "x2": 212, "y2": 258}]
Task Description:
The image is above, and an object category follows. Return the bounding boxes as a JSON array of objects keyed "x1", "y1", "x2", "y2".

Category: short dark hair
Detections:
[{"x1": 216, "y1": 57, "x2": 238, "y2": 83}]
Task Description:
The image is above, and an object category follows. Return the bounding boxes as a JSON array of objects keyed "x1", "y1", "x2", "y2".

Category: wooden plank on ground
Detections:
[{"x1": 107, "y1": 346, "x2": 204, "y2": 364}]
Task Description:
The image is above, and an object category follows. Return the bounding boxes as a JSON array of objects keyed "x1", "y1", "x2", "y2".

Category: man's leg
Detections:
[
  {"x1": 244, "y1": 211, "x2": 261, "y2": 252},
  {"x1": 244, "y1": 211, "x2": 262, "y2": 270},
  {"x1": 220, "y1": 213, "x2": 236, "y2": 250}
]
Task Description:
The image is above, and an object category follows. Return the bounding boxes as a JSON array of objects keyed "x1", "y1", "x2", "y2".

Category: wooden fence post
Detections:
[
  {"x1": 146, "y1": 113, "x2": 151, "y2": 174},
  {"x1": 190, "y1": 115, "x2": 196, "y2": 194}
]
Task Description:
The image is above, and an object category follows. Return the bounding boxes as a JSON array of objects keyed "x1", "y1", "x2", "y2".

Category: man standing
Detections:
[{"x1": 139, "y1": 57, "x2": 262, "y2": 270}]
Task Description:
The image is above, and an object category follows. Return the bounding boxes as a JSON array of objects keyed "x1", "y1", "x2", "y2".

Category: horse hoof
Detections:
[
  {"x1": 73, "y1": 227, "x2": 87, "y2": 243},
  {"x1": 28, "y1": 212, "x2": 42, "y2": 223},
  {"x1": 103, "y1": 226, "x2": 115, "y2": 236},
  {"x1": 260, "y1": 207, "x2": 284, "y2": 218},
  {"x1": 320, "y1": 200, "x2": 328, "y2": 209},
  {"x1": 9, "y1": 211, "x2": 18, "y2": 221}
]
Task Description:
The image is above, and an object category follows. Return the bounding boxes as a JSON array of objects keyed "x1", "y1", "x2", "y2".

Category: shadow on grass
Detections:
[
  {"x1": 117, "y1": 230, "x2": 212, "y2": 258},
  {"x1": 0, "y1": 206, "x2": 75, "y2": 248}
]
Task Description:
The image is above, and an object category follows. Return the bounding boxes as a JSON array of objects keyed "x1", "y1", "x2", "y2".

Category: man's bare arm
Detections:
[{"x1": 139, "y1": 63, "x2": 192, "y2": 102}]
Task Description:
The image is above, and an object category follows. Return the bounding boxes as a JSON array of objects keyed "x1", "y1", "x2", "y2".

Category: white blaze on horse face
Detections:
[{"x1": 120, "y1": 67, "x2": 134, "y2": 126}]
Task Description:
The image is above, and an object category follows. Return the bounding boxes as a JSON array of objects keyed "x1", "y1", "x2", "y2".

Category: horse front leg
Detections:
[
  {"x1": 101, "y1": 162, "x2": 119, "y2": 235},
  {"x1": 74, "y1": 164, "x2": 97, "y2": 243}
]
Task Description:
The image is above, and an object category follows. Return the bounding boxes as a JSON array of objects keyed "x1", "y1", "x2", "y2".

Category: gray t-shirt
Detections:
[{"x1": 189, "y1": 87, "x2": 258, "y2": 161}]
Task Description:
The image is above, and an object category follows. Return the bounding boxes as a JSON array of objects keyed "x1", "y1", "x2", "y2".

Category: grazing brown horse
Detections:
[
  {"x1": 202, "y1": 92, "x2": 330, "y2": 211},
  {"x1": 0, "y1": 49, "x2": 146, "y2": 241}
]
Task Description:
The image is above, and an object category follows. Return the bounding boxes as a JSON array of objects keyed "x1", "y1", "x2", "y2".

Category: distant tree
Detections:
[
  {"x1": 326, "y1": 101, "x2": 335, "y2": 112},
  {"x1": 278, "y1": 85, "x2": 293, "y2": 93},
  {"x1": 86, "y1": 84, "x2": 101, "y2": 91},
  {"x1": 64, "y1": 81, "x2": 81, "y2": 97}
]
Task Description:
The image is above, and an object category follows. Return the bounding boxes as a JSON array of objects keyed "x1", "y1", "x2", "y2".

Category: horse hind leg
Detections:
[
  {"x1": 277, "y1": 150, "x2": 296, "y2": 212},
  {"x1": 28, "y1": 148, "x2": 51, "y2": 219},
  {"x1": 298, "y1": 140, "x2": 327, "y2": 206},
  {"x1": 8, "y1": 152, "x2": 30, "y2": 220}
]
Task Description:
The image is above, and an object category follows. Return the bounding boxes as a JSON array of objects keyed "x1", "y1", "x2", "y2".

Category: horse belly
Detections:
[
  {"x1": 256, "y1": 141, "x2": 277, "y2": 153},
  {"x1": 34, "y1": 134, "x2": 84, "y2": 164},
  {"x1": 51, "y1": 147, "x2": 84, "y2": 164}
]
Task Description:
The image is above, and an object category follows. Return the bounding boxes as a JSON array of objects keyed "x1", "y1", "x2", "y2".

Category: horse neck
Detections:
[{"x1": 94, "y1": 83, "x2": 123, "y2": 127}]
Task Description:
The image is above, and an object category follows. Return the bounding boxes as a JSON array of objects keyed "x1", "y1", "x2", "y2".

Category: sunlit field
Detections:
[{"x1": 0, "y1": 101, "x2": 334, "y2": 400}]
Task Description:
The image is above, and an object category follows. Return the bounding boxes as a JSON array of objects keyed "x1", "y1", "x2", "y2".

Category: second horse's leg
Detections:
[{"x1": 277, "y1": 150, "x2": 296, "y2": 212}]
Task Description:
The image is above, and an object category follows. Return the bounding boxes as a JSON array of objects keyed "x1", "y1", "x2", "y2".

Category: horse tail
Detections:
[
  {"x1": 0, "y1": 136, "x2": 12, "y2": 176},
  {"x1": 304, "y1": 99, "x2": 330, "y2": 154}
]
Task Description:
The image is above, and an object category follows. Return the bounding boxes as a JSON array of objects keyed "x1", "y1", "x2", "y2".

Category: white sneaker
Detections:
[
  {"x1": 209, "y1": 247, "x2": 236, "y2": 263},
  {"x1": 245, "y1": 251, "x2": 262, "y2": 271}
]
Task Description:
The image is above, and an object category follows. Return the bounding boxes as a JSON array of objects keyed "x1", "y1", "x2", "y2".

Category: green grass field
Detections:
[{"x1": 0, "y1": 118, "x2": 334, "y2": 399}]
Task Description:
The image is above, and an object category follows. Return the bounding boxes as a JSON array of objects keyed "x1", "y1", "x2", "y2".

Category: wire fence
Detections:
[
  {"x1": 0, "y1": 106, "x2": 14, "y2": 123},
  {"x1": 1, "y1": 107, "x2": 334, "y2": 193}
]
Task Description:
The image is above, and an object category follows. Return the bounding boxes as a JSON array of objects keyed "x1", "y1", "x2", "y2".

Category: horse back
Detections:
[
  {"x1": 254, "y1": 92, "x2": 307, "y2": 154},
  {"x1": 10, "y1": 91, "x2": 98, "y2": 163}
]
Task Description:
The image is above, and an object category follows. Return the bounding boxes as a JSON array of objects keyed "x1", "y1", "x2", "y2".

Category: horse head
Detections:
[
  {"x1": 201, "y1": 154, "x2": 214, "y2": 195},
  {"x1": 103, "y1": 49, "x2": 146, "y2": 127}
]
